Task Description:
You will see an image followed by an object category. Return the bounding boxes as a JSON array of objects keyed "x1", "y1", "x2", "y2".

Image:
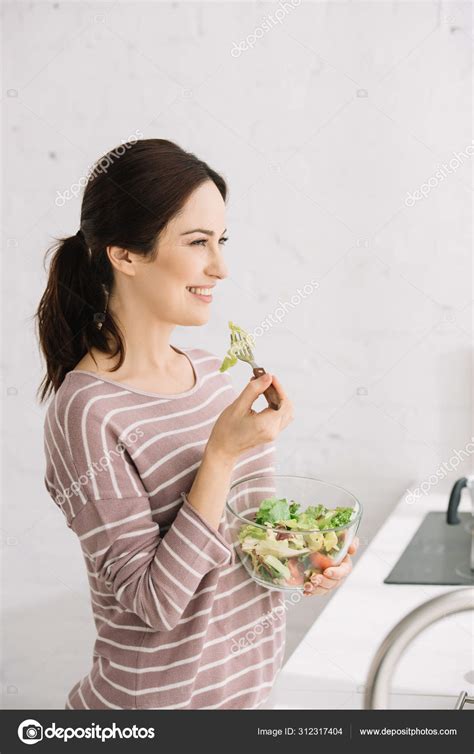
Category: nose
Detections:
[{"x1": 207, "y1": 245, "x2": 229, "y2": 281}]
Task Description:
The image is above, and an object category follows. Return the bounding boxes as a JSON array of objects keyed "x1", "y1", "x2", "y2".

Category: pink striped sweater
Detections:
[{"x1": 43, "y1": 345, "x2": 286, "y2": 709}]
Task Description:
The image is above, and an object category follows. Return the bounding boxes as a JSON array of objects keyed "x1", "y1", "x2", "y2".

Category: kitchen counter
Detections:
[{"x1": 265, "y1": 489, "x2": 474, "y2": 709}]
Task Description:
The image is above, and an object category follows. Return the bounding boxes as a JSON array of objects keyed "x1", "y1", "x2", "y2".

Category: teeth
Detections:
[{"x1": 187, "y1": 287, "x2": 212, "y2": 296}]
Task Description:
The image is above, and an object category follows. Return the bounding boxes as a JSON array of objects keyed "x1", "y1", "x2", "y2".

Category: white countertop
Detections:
[{"x1": 268, "y1": 489, "x2": 474, "y2": 709}]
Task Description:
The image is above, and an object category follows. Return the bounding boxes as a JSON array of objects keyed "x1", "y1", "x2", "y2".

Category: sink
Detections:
[{"x1": 384, "y1": 511, "x2": 474, "y2": 586}]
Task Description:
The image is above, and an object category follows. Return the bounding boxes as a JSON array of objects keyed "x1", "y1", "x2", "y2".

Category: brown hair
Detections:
[{"x1": 35, "y1": 138, "x2": 228, "y2": 403}]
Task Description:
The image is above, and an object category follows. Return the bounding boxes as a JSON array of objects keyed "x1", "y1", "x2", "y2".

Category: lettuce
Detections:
[
  {"x1": 306, "y1": 531, "x2": 324, "y2": 551},
  {"x1": 262, "y1": 554, "x2": 291, "y2": 580},
  {"x1": 253, "y1": 498, "x2": 353, "y2": 531},
  {"x1": 294, "y1": 504, "x2": 325, "y2": 530},
  {"x1": 219, "y1": 353, "x2": 238, "y2": 372},
  {"x1": 317, "y1": 507, "x2": 354, "y2": 529},
  {"x1": 219, "y1": 321, "x2": 256, "y2": 372},
  {"x1": 238, "y1": 524, "x2": 267, "y2": 542},
  {"x1": 255, "y1": 538, "x2": 310, "y2": 559},
  {"x1": 289, "y1": 501, "x2": 300, "y2": 517},
  {"x1": 323, "y1": 530, "x2": 339, "y2": 551},
  {"x1": 254, "y1": 496, "x2": 299, "y2": 525}
]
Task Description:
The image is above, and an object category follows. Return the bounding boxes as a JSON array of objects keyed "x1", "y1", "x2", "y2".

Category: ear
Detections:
[{"x1": 106, "y1": 245, "x2": 136, "y2": 277}]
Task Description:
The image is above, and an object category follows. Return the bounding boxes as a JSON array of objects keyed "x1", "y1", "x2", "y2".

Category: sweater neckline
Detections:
[{"x1": 65, "y1": 345, "x2": 201, "y2": 399}]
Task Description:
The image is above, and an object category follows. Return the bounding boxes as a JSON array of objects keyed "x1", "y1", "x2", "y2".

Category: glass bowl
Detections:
[{"x1": 225, "y1": 474, "x2": 362, "y2": 592}]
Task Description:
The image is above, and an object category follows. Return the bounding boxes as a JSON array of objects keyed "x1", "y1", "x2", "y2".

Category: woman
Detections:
[{"x1": 35, "y1": 138, "x2": 358, "y2": 710}]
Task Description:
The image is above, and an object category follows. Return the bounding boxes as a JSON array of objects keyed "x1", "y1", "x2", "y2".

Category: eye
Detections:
[{"x1": 191, "y1": 237, "x2": 229, "y2": 246}]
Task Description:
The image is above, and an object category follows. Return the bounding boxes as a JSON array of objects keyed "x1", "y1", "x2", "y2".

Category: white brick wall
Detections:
[{"x1": 2, "y1": 0, "x2": 472, "y2": 707}]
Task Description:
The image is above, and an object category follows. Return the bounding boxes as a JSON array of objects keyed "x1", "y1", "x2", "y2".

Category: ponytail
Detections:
[{"x1": 35, "y1": 230, "x2": 113, "y2": 403}]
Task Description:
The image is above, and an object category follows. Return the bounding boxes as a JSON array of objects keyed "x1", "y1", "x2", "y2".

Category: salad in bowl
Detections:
[{"x1": 226, "y1": 475, "x2": 362, "y2": 591}]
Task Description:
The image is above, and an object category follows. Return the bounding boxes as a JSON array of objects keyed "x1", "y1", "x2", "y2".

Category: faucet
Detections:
[
  {"x1": 447, "y1": 475, "x2": 474, "y2": 571},
  {"x1": 364, "y1": 588, "x2": 474, "y2": 709}
]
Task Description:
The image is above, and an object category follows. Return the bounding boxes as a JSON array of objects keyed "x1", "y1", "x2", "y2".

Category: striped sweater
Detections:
[{"x1": 43, "y1": 345, "x2": 286, "y2": 709}]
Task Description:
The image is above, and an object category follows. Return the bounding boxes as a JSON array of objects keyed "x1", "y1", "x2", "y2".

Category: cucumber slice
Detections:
[{"x1": 262, "y1": 554, "x2": 290, "y2": 580}]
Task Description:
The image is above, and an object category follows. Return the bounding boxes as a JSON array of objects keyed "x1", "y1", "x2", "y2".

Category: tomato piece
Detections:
[
  {"x1": 285, "y1": 558, "x2": 305, "y2": 585},
  {"x1": 308, "y1": 552, "x2": 335, "y2": 571}
]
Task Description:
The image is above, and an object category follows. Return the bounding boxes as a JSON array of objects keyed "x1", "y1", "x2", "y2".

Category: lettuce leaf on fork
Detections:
[{"x1": 219, "y1": 321, "x2": 256, "y2": 372}]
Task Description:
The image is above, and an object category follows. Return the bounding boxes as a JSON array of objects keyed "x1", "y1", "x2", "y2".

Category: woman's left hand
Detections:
[{"x1": 303, "y1": 536, "x2": 360, "y2": 597}]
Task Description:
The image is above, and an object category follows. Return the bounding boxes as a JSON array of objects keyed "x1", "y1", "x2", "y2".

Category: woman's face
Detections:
[{"x1": 132, "y1": 180, "x2": 229, "y2": 326}]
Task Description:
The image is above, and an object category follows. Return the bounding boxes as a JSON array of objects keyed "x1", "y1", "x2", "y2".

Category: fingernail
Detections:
[{"x1": 326, "y1": 569, "x2": 334, "y2": 576}]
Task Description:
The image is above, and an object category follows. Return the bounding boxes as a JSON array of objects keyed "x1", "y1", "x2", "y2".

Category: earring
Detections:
[{"x1": 94, "y1": 285, "x2": 109, "y2": 330}]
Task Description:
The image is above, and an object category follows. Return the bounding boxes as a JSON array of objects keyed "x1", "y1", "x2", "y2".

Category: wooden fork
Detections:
[{"x1": 230, "y1": 330, "x2": 281, "y2": 410}]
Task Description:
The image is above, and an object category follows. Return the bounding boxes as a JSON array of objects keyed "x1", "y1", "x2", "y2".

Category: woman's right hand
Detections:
[{"x1": 206, "y1": 373, "x2": 294, "y2": 463}]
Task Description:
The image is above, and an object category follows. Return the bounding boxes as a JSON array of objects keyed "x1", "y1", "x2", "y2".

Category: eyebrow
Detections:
[{"x1": 180, "y1": 228, "x2": 227, "y2": 236}]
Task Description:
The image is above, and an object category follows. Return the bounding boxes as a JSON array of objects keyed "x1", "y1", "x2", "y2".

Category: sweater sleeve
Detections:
[{"x1": 61, "y1": 417, "x2": 234, "y2": 632}]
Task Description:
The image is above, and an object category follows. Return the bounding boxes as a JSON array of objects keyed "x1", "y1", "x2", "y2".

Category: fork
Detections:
[{"x1": 230, "y1": 331, "x2": 281, "y2": 411}]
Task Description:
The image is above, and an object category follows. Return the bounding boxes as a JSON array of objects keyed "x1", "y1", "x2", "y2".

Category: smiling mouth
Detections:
[
  {"x1": 186, "y1": 287, "x2": 213, "y2": 302},
  {"x1": 186, "y1": 285, "x2": 214, "y2": 294}
]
